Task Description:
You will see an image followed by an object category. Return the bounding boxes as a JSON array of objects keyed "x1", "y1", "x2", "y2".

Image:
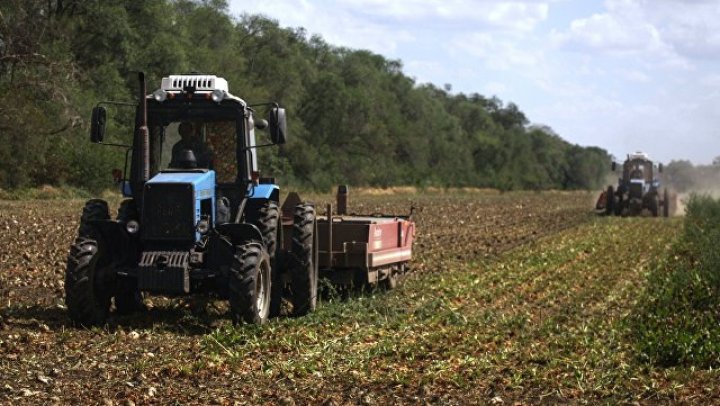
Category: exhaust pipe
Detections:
[{"x1": 136, "y1": 72, "x2": 149, "y2": 182}]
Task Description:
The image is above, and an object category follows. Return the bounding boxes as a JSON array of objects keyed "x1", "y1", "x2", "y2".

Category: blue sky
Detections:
[{"x1": 229, "y1": 0, "x2": 720, "y2": 165}]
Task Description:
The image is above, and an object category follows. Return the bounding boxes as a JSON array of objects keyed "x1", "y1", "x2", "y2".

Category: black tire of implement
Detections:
[
  {"x1": 663, "y1": 188, "x2": 670, "y2": 218},
  {"x1": 290, "y1": 204, "x2": 318, "y2": 317},
  {"x1": 227, "y1": 243, "x2": 271, "y2": 324},
  {"x1": 114, "y1": 199, "x2": 145, "y2": 315},
  {"x1": 605, "y1": 186, "x2": 614, "y2": 216},
  {"x1": 246, "y1": 202, "x2": 282, "y2": 317},
  {"x1": 383, "y1": 265, "x2": 402, "y2": 290}
]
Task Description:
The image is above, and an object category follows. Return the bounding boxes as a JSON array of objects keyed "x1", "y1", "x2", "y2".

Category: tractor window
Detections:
[
  {"x1": 156, "y1": 121, "x2": 237, "y2": 182},
  {"x1": 206, "y1": 121, "x2": 237, "y2": 182}
]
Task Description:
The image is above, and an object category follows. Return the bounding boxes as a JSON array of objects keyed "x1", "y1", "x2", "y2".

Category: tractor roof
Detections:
[
  {"x1": 149, "y1": 74, "x2": 246, "y2": 106},
  {"x1": 627, "y1": 151, "x2": 651, "y2": 162}
]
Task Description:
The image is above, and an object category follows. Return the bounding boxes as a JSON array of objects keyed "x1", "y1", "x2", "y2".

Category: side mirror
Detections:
[
  {"x1": 90, "y1": 106, "x2": 107, "y2": 143},
  {"x1": 611, "y1": 162, "x2": 616, "y2": 171},
  {"x1": 268, "y1": 107, "x2": 287, "y2": 145}
]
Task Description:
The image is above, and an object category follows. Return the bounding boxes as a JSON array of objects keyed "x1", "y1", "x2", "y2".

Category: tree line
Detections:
[{"x1": 0, "y1": 0, "x2": 611, "y2": 192}]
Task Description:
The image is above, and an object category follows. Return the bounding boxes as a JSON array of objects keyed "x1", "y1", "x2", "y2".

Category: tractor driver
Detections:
[
  {"x1": 170, "y1": 122, "x2": 213, "y2": 169},
  {"x1": 630, "y1": 165, "x2": 644, "y2": 180}
]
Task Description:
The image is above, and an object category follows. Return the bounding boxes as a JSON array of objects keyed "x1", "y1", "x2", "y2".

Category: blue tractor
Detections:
[
  {"x1": 602, "y1": 152, "x2": 672, "y2": 217},
  {"x1": 65, "y1": 73, "x2": 318, "y2": 326}
]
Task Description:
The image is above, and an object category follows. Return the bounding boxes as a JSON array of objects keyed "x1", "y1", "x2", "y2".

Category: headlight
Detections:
[
  {"x1": 153, "y1": 89, "x2": 168, "y2": 102},
  {"x1": 126, "y1": 220, "x2": 140, "y2": 234},
  {"x1": 211, "y1": 89, "x2": 225, "y2": 103},
  {"x1": 196, "y1": 219, "x2": 210, "y2": 235}
]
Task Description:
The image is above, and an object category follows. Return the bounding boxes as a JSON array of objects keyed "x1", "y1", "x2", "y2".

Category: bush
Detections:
[{"x1": 632, "y1": 194, "x2": 720, "y2": 367}]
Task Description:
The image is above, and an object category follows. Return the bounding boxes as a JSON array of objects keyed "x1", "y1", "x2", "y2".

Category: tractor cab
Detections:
[{"x1": 621, "y1": 153, "x2": 660, "y2": 198}]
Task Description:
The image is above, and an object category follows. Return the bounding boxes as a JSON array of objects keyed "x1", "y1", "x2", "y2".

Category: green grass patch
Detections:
[
  {"x1": 200, "y1": 215, "x2": 693, "y2": 401},
  {"x1": 631, "y1": 194, "x2": 720, "y2": 367}
]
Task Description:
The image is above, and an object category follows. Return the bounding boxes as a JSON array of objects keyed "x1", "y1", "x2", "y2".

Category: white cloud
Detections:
[
  {"x1": 618, "y1": 69, "x2": 650, "y2": 83},
  {"x1": 335, "y1": 0, "x2": 549, "y2": 31},
  {"x1": 231, "y1": 1, "x2": 405, "y2": 54},
  {"x1": 552, "y1": 0, "x2": 720, "y2": 67},
  {"x1": 451, "y1": 32, "x2": 542, "y2": 70},
  {"x1": 229, "y1": 0, "x2": 720, "y2": 164},
  {"x1": 552, "y1": 11, "x2": 662, "y2": 53},
  {"x1": 483, "y1": 81, "x2": 508, "y2": 95}
]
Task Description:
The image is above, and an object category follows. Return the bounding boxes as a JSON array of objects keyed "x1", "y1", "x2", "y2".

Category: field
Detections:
[{"x1": 1, "y1": 190, "x2": 718, "y2": 404}]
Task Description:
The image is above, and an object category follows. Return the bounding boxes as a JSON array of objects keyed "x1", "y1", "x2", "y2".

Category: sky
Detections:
[{"x1": 228, "y1": 0, "x2": 720, "y2": 165}]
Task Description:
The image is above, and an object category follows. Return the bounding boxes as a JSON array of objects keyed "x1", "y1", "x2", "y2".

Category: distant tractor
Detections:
[
  {"x1": 66, "y1": 73, "x2": 415, "y2": 327},
  {"x1": 596, "y1": 152, "x2": 673, "y2": 217}
]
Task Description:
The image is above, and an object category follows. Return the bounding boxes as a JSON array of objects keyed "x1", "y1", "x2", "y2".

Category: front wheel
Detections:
[{"x1": 227, "y1": 243, "x2": 271, "y2": 324}]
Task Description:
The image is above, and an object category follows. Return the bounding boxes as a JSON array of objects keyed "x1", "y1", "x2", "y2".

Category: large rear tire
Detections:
[
  {"x1": 65, "y1": 237, "x2": 113, "y2": 326},
  {"x1": 615, "y1": 192, "x2": 624, "y2": 216},
  {"x1": 648, "y1": 194, "x2": 659, "y2": 217},
  {"x1": 227, "y1": 243, "x2": 271, "y2": 324},
  {"x1": 663, "y1": 188, "x2": 670, "y2": 218},
  {"x1": 78, "y1": 199, "x2": 110, "y2": 237},
  {"x1": 290, "y1": 204, "x2": 318, "y2": 317},
  {"x1": 246, "y1": 202, "x2": 282, "y2": 317},
  {"x1": 66, "y1": 200, "x2": 113, "y2": 326},
  {"x1": 605, "y1": 186, "x2": 614, "y2": 216}
]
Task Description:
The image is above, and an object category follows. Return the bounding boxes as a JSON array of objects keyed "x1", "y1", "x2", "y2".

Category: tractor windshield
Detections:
[
  {"x1": 151, "y1": 120, "x2": 237, "y2": 182},
  {"x1": 625, "y1": 159, "x2": 652, "y2": 182}
]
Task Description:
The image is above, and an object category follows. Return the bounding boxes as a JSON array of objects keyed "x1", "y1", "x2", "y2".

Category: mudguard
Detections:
[
  {"x1": 216, "y1": 223, "x2": 264, "y2": 247},
  {"x1": 248, "y1": 184, "x2": 280, "y2": 202}
]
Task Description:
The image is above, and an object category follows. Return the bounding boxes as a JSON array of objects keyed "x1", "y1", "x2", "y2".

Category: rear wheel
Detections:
[
  {"x1": 78, "y1": 199, "x2": 110, "y2": 237},
  {"x1": 246, "y1": 202, "x2": 282, "y2": 317},
  {"x1": 66, "y1": 200, "x2": 113, "y2": 326},
  {"x1": 615, "y1": 192, "x2": 624, "y2": 216},
  {"x1": 648, "y1": 194, "x2": 659, "y2": 217},
  {"x1": 65, "y1": 237, "x2": 113, "y2": 326},
  {"x1": 290, "y1": 204, "x2": 318, "y2": 317},
  {"x1": 227, "y1": 243, "x2": 271, "y2": 324},
  {"x1": 605, "y1": 186, "x2": 614, "y2": 215},
  {"x1": 663, "y1": 188, "x2": 670, "y2": 218}
]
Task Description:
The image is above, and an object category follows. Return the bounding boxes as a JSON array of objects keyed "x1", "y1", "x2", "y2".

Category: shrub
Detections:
[{"x1": 632, "y1": 194, "x2": 720, "y2": 366}]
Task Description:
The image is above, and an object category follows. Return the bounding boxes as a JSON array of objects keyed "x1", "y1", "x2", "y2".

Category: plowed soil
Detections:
[{"x1": 1, "y1": 191, "x2": 704, "y2": 404}]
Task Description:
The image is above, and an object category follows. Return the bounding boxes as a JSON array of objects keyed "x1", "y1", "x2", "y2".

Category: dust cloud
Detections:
[{"x1": 664, "y1": 164, "x2": 720, "y2": 216}]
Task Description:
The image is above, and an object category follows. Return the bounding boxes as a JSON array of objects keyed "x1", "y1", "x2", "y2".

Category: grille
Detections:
[
  {"x1": 142, "y1": 183, "x2": 194, "y2": 241},
  {"x1": 629, "y1": 183, "x2": 643, "y2": 199}
]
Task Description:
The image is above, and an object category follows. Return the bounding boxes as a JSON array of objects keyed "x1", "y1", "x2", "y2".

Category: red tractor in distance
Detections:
[{"x1": 596, "y1": 152, "x2": 675, "y2": 217}]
